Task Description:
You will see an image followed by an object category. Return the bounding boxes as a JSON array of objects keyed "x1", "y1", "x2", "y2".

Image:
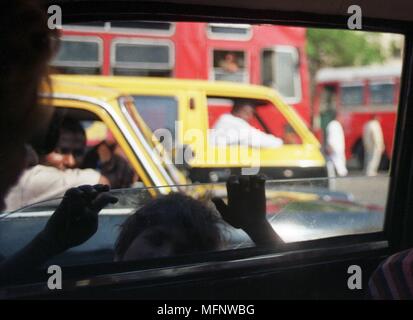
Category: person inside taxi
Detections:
[
  {"x1": 4, "y1": 119, "x2": 109, "y2": 212},
  {"x1": 5, "y1": 117, "x2": 135, "y2": 211},
  {"x1": 210, "y1": 101, "x2": 284, "y2": 148},
  {"x1": 46, "y1": 117, "x2": 134, "y2": 189}
]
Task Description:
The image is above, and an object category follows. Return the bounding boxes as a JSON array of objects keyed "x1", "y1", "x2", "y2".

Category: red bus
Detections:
[
  {"x1": 51, "y1": 21, "x2": 311, "y2": 124},
  {"x1": 313, "y1": 64, "x2": 402, "y2": 168}
]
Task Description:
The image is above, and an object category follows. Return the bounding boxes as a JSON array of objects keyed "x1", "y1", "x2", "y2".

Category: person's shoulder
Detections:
[
  {"x1": 327, "y1": 120, "x2": 338, "y2": 129},
  {"x1": 214, "y1": 113, "x2": 239, "y2": 127},
  {"x1": 61, "y1": 168, "x2": 101, "y2": 185},
  {"x1": 20, "y1": 165, "x2": 66, "y2": 195},
  {"x1": 219, "y1": 113, "x2": 236, "y2": 121},
  {"x1": 28, "y1": 164, "x2": 62, "y2": 179}
]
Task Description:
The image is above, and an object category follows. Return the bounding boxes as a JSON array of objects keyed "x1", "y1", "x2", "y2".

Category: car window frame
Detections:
[{"x1": 2, "y1": 3, "x2": 412, "y2": 297}]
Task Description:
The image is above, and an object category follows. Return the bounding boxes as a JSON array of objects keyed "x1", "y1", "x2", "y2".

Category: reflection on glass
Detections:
[{"x1": 0, "y1": 176, "x2": 387, "y2": 267}]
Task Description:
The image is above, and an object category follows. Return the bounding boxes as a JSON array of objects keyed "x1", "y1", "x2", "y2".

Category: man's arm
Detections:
[{"x1": 240, "y1": 125, "x2": 284, "y2": 148}]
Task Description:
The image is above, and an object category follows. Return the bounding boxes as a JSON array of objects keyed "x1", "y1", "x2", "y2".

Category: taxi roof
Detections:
[
  {"x1": 51, "y1": 75, "x2": 280, "y2": 99},
  {"x1": 47, "y1": 78, "x2": 128, "y2": 102}
]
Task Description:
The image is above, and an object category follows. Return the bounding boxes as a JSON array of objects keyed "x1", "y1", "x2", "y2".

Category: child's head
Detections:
[{"x1": 115, "y1": 193, "x2": 223, "y2": 261}]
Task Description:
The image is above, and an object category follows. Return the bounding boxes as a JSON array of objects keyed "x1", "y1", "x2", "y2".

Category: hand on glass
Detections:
[
  {"x1": 40, "y1": 184, "x2": 118, "y2": 253},
  {"x1": 212, "y1": 175, "x2": 283, "y2": 247}
]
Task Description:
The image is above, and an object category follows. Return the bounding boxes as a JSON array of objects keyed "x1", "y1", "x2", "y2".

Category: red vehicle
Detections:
[
  {"x1": 51, "y1": 21, "x2": 311, "y2": 124},
  {"x1": 313, "y1": 64, "x2": 402, "y2": 167}
]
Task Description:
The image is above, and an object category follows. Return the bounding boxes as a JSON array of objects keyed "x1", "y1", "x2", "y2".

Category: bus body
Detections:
[
  {"x1": 313, "y1": 64, "x2": 401, "y2": 166},
  {"x1": 52, "y1": 22, "x2": 311, "y2": 124}
]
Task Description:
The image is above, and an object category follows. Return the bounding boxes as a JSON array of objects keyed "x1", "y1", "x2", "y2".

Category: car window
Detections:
[
  {"x1": 2, "y1": 17, "x2": 404, "y2": 292},
  {"x1": 0, "y1": 175, "x2": 386, "y2": 268},
  {"x1": 132, "y1": 95, "x2": 178, "y2": 138},
  {"x1": 207, "y1": 97, "x2": 303, "y2": 145}
]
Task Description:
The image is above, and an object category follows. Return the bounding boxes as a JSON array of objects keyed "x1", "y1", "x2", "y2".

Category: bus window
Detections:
[
  {"x1": 261, "y1": 47, "x2": 301, "y2": 103},
  {"x1": 212, "y1": 50, "x2": 248, "y2": 83},
  {"x1": 369, "y1": 82, "x2": 395, "y2": 105},
  {"x1": 65, "y1": 21, "x2": 175, "y2": 35},
  {"x1": 132, "y1": 96, "x2": 178, "y2": 138},
  {"x1": 207, "y1": 23, "x2": 252, "y2": 40},
  {"x1": 111, "y1": 40, "x2": 174, "y2": 77},
  {"x1": 340, "y1": 84, "x2": 364, "y2": 106},
  {"x1": 51, "y1": 36, "x2": 102, "y2": 74},
  {"x1": 65, "y1": 22, "x2": 106, "y2": 29},
  {"x1": 110, "y1": 21, "x2": 175, "y2": 34}
]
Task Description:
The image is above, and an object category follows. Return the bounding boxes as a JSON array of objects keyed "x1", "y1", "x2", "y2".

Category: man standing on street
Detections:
[
  {"x1": 363, "y1": 115, "x2": 385, "y2": 177},
  {"x1": 325, "y1": 112, "x2": 348, "y2": 177}
]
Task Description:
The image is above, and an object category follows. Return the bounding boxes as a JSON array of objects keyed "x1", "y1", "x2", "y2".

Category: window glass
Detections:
[
  {"x1": 132, "y1": 96, "x2": 178, "y2": 138},
  {"x1": 207, "y1": 97, "x2": 303, "y2": 145},
  {"x1": 340, "y1": 84, "x2": 364, "y2": 106},
  {"x1": 3, "y1": 106, "x2": 142, "y2": 213},
  {"x1": 4, "y1": 19, "x2": 405, "y2": 292},
  {"x1": 369, "y1": 82, "x2": 395, "y2": 105},
  {"x1": 110, "y1": 21, "x2": 173, "y2": 31},
  {"x1": 261, "y1": 47, "x2": 301, "y2": 102},
  {"x1": 112, "y1": 41, "x2": 173, "y2": 76},
  {"x1": 65, "y1": 22, "x2": 106, "y2": 28},
  {"x1": 51, "y1": 38, "x2": 102, "y2": 74},
  {"x1": 207, "y1": 23, "x2": 251, "y2": 39},
  {"x1": 0, "y1": 175, "x2": 387, "y2": 267},
  {"x1": 212, "y1": 50, "x2": 247, "y2": 83}
]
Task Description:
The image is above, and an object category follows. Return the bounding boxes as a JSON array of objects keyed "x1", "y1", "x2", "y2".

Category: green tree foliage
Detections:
[
  {"x1": 306, "y1": 28, "x2": 385, "y2": 98},
  {"x1": 307, "y1": 28, "x2": 385, "y2": 74}
]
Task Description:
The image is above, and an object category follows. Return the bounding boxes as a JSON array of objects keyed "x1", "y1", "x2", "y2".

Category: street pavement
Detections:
[{"x1": 334, "y1": 171, "x2": 389, "y2": 208}]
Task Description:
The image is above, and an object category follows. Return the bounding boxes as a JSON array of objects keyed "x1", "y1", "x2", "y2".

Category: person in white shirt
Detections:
[
  {"x1": 4, "y1": 119, "x2": 110, "y2": 211},
  {"x1": 325, "y1": 112, "x2": 348, "y2": 177},
  {"x1": 363, "y1": 115, "x2": 385, "y2": 177},
  {"x1": 209, "y1": 101, "x2": 283, "y2": 148},
  {"x1": 5, "y1": 163, "x2": 102, "y2": 212}
]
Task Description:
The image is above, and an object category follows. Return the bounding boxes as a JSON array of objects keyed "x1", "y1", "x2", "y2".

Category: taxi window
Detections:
[
  {"x1": 132, "y1": 96, "x2": 178, "y2": 138},
  {"x1": 207, "y1": 97, "x2": 303, "y2": 145},
  {"x1": 3, "y1": 106, "x2": 142, "y2": 213}
]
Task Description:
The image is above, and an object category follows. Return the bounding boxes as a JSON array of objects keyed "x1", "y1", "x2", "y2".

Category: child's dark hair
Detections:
[{"x1": 115, "y1": 193, "x2": 223, "y2": 260}]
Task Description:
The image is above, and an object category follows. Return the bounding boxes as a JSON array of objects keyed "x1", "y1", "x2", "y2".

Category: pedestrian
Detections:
[
  {"x1": 325, "y1": 112, "x2": 348, "y2": 177},
  {"x1": 363, "y1": 115, "x2": 385, "y2": 177}
]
